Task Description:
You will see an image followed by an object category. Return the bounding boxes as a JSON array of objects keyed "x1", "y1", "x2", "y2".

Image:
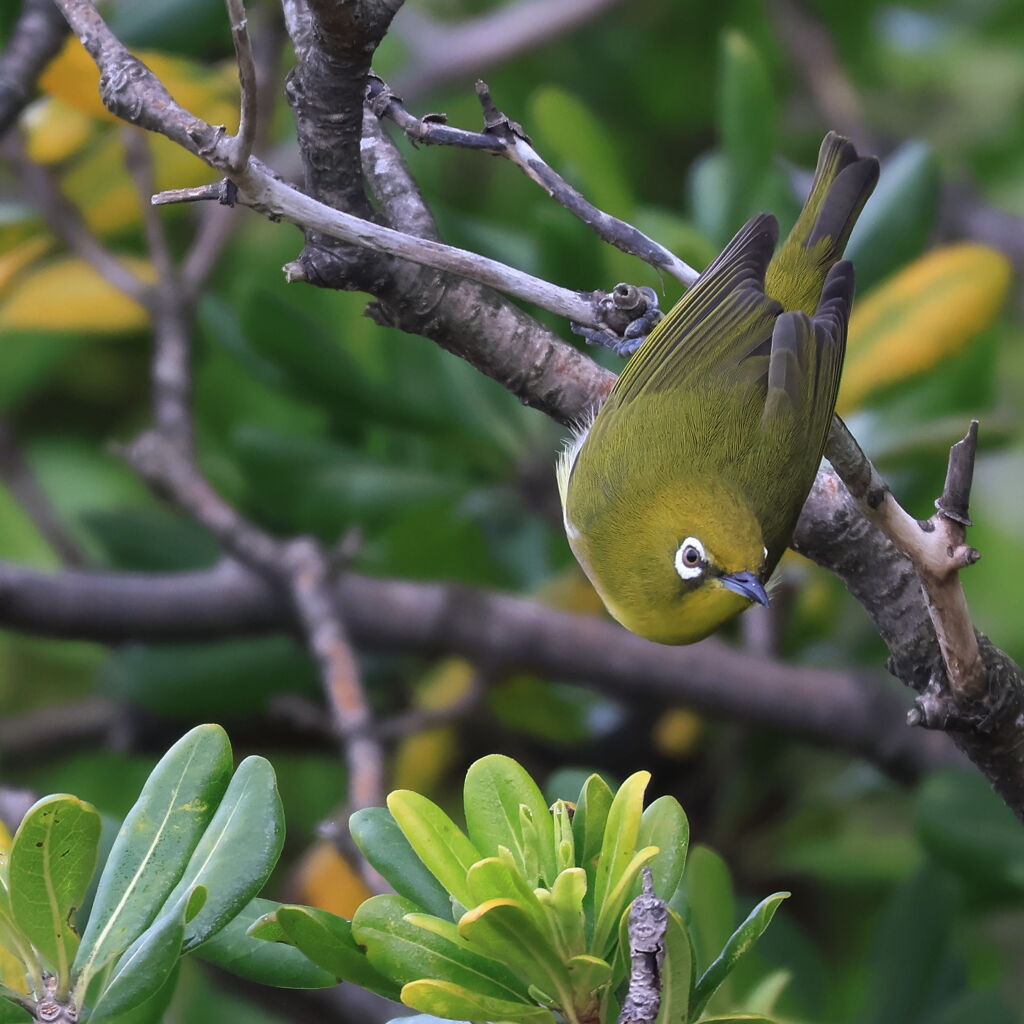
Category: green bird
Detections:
[{"x1": 557, "y1": 133, "x2": 878, "y2": 644}]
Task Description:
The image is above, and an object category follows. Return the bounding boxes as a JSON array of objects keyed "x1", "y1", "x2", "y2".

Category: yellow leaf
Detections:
[
  {"x1": 0, "y1": 256, "x2": 152, "y2": 332},
  {"x1": 651, "y1": 708, "x2": 704, "y2": 759},
  {"x1": 22, "y1": 96, "x2": 95, "y2": 164},
  {"x1": 291, "y1": 840, "x2": 371, "y2": 920},
  {"x1": 39, "y1": 38, "x2": 240, "y2": 130},
  {"x1": 839, "y1": 244, "x2": 1012, "y2": 412},
  {"x1": 0, "y1": 237, "x2": 51, "y2": 301},
  {"x1": 392, "y1": 726, "x2": 458, "y2": 795}
]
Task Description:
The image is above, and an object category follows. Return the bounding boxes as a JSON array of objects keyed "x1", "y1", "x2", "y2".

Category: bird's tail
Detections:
[{"x1": 765, "y1": 132, "x2": 879, "y2": 313}]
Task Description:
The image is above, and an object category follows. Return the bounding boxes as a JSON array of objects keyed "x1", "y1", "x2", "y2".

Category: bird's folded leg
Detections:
[{"x1": 571, "y1": 284, "x2": 662, "y2": 357}]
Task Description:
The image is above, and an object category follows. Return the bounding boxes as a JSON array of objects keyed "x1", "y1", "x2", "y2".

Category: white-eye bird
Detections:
[{"x1": 557, "y1": 133, "x2": 878, "y2": 644}]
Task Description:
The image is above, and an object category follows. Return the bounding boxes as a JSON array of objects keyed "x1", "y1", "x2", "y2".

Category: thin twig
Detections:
[
  {"x1": 224, "y1": 0, "x2": 258, "y2": 172},
  {"x1": 618, "y1": 867, "x2": 668, "y2": 1024},
  {"x1": 369, "y1": 77, "x2": 698, "y2": 286},
  {"x1": 0, "y1": 420, "x2": 85, "y2": 566}
]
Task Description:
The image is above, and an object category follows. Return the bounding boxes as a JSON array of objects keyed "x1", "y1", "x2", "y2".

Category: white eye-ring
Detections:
[{"x1": 675, "y1": 537, "x2": 706, "y2": 580}]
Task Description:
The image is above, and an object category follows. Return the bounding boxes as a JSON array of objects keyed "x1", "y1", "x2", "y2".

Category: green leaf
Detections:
[
  {"x1": 698, "y1": 1016, "x2": 779, "y2": 1023},
  {"x1": 914, "y1": 768, "x2": 1024, "y2": 899},
  {"x1": 654, "y1": 910, "x2": 692, "y2": 1024},
  {"x1": 718, "y1": 30, "x2": 776, "y2": 234},
  {"x1": 538, "y1": 868, "x2": 587, "y2": 958},
  {"x1": 155, "y1": 755, "x2": 284, "y2": 951},
  {"x1": 671, "y1": 845, "x2": 736, "y2": 970},
  {"x1": 89, "y1": 890, "x2": 195, "y2": 1020},
  {"x1": 845, "y1": 139, "x2": 941, "y2": 291},
  {"x1": 466, "y1": 857, "x2": 551, "y2": 938},
  {"x1": 691, "y1": 893, "x2": 789, "y2": 1019},
  {"x1": 457, "y1": 898, "x2": 571, "y2": 1003},
  {"x1": 8, "y1": 795, "x2": 100, "y2": 988},
  {"x1": 464, "y1": 755, "x2": 557, "y2": 887},
  {"x1": 0, "y1": 999, "x2": 30, "y2": 1024},
  {"x1": 565, "y1": 952, "x2": 612, "y2": 1009},
  {"x1": 592, "y1": 772, "x2": 650, "y2": 933},
  {"x1": 572, "y1": 774, "x2": 614, "y2": 888},
  {"x1": 349, "y1": 807, "x2": 453, "y2": 920},
  {"x1": 857, "y1": 866, "x2": 957, "y2": 1024},
  {"x1": 386, "y1": 791, "x2": 480, "y2": 909},
  {"x1": 271, "y1": 905, "x2": 400, "y2": 999},
  {"x1": 73, "y1": 725, "x2": 233, "y2": 994},
  {"x1": 352, "y1": 894, "x2": 530, "y2": 1003},
  {"x1": 194, "y1": 898, "x2": 337, "y2": 989},
  {"x1": 87, "y1": 964, "x2": 179, "y2": 1024},
  {"x1": 401, "y1": 979, "x2": 555, "y2": 1024},
  {"x1": 638, "y1": 796, "x2": 689, "y2": 904},
  {"x1": 550, "y1": 801, "x2": 575, "y2": 875}
]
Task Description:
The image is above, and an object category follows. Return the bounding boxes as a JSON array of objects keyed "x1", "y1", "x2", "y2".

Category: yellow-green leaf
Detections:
[
  {"x1": 9, "y1": 795, "x2": 101, "y2": 991},
  {"x1": 839, "y1": 244, "x2": 1011, "y2": 412},
  {"x1": 401, "y1": 978, "x2": 555, "y2": 1024},
  {"x1": 0, "y1": 256, "x2": 152, "y2": 332}
]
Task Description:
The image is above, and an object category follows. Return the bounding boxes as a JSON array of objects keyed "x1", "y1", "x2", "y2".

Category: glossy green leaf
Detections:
[
  {"x1": 386, "y1": 791, "x2": 480, "y2": 909},
  {"x1": 654, "y1": 909, "x2": 692, "y2": 1024},
  {"x1": 401, "y1": 978, "x2": 555, "y2": 1024},
  {"x1": 638, "y1": 796, "x2": 689, "y2": 904},
  {"x1": 592, "y1": 772, "x2": 650, "y2": 929},
  {"x1": 672, "y1": 845, "x2": 736, "y2": 970},
  {"x1": 195, "y1": 898, "x2": 336, "y2": 989},
  {"x1": 352, "y1": 894, "x2": 530, "y2": 1003},
  {"x1": 690, "y1": 893, "x2": 789, "y2": 1019},
  {"x1": 466, "y1": 857, "x2": 551, "y2": 938},
  {"x1": 844, "y1": 139, "x2": 941, "y2": 291},
  {"x1": 698, "y1": 1016, "x2": 779, "y2": 1023},
  {"x1": 539, "y1": 868, "x2": 586, "y2": 958},
  {"x1": 457, "y1": 898, "x2": 571, "y2": 1002},
  {"x1": 73, "y1": 724, "x2": 233, "y2": 994},
  {"x1": 349, "y1": 807, "x2": 453, "y2": 920},
  {"x1": 87, "y1": 963, "x2": 179, "y2": 1024},
  {"x1": 271, "y1": 905, "x2": 399, "y2": 999},
  {"x1": 550, "y1": 801, "x2": 575, "y2": 875},
  {"x1": 8, "y1": 795, "x2": 100, "y2": 987},
  {"x1": 464, "y1": 755, "x2": 557, "y2": 887},
  {"x1": 89, "y1": 890, "x2": 196, "y2": 1020},
  {"x1": 156, "y1": 755, "x2": 284, "y2": 952}
]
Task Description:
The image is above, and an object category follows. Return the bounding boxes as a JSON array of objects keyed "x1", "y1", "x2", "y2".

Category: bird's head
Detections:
[{"x1": 565, "y1": 481, "x2": 770, "y2": 645}]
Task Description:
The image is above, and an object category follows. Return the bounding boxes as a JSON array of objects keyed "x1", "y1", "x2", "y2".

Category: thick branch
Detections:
[{"x1": 0, "y1": 559, "x2": 957, "y2": 781}]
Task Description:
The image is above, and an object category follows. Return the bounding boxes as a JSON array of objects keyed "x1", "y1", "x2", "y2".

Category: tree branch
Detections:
[
  {"x1": 0, "y1": 0, "x2": 68, "y2": 137},
  {"x1": 0, "y1": 559, "x2": 958, "y2": 781}
]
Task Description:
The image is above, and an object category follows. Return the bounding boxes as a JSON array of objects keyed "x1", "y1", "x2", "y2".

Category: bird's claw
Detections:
[{"x1": 572, "y1": 285, "x2": 662, "y2": 358}]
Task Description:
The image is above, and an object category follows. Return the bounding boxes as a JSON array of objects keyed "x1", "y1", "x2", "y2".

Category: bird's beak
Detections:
[{"x1": 720, "y1": 570, "x2": 769, "y2": 607}]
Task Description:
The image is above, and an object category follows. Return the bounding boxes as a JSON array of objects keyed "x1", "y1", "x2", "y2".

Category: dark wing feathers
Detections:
[
  {"x1": 611, "y1": 213, "x2": 782, "y2": 404},
  {"x1": 762, "y1": 312, "x2": 808, "y2": 424},
  {"x1": 806, "y1": 158, "x2": 880, "y2": 257}
]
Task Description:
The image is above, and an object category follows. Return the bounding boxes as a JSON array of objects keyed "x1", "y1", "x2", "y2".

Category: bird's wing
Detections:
[{"x1": 610, "y1": 213, "x2": 784, "y2": 406}]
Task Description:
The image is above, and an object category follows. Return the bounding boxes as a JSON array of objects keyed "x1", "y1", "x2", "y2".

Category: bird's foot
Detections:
[{"x1": 571, "y1": 285, "x2": 662, "y2": 357}]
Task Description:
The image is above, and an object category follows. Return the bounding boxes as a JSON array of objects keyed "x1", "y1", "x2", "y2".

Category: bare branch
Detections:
[
  {"x1": 0, "y1": 420, "x2": 85, "y2": 566},
  {"x1": 0, "y1": 0, "x2": 69, "y2": 137},
  {"x1": 618, "y1": 868, "x2": 667, "y2": 1024},
  {"x1": 224, "y1": 0, "x2": 258, "y2": 172},
  {"x1": 0, "y1": 559, "x2": 959, "y2": 781},
  {"x1": 369, "y1": 76, "x2": 698, "y2": 285},
  {"x1": 392, "y1": 0, "x2": 626, "y2": 98}
]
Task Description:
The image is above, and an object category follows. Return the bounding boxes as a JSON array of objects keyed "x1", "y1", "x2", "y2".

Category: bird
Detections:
[{"x1": 557, "y1": 132, "x2": 879, "y2": 645}]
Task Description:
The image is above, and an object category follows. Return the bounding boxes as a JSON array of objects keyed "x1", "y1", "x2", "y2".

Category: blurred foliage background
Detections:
[{"x1": 0, "y1": 0, "x2": 1023, "y2": 1021}]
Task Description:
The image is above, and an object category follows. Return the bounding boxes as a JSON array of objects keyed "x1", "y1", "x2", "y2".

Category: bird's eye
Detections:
[{"x1": 675, "y1": 537, "x2": 706, "y2": 580}]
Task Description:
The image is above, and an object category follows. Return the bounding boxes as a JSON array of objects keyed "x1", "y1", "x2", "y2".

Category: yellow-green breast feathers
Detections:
[{"x1": 559, "y1": 133, "x2": 878, "y2": 645}]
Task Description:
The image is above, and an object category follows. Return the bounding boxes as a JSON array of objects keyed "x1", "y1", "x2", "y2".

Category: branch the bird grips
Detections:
[{"x1": 558, "y1": 133, "x2": 879, "y2": 644}]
